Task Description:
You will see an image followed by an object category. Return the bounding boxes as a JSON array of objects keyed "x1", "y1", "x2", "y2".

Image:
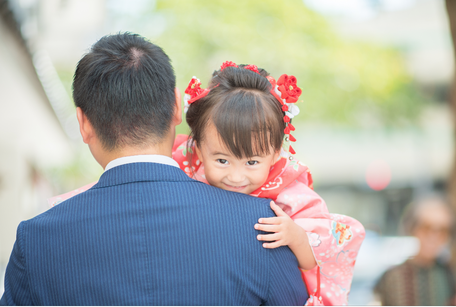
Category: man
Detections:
[
  {"x1": 374, "y1": 195, "x2": 456, "y2": 305},
  {"x1": 1, "y1": 33, "x2": 308, "y2": 305}
]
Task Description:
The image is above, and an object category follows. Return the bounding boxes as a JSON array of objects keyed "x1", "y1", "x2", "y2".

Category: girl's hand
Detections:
[
  {"x1": 255, "y1": 201, "x2": 317, "y2": 270},
  {"x1": 254, "y1": 201, "x2": 306, "y2": 249}
]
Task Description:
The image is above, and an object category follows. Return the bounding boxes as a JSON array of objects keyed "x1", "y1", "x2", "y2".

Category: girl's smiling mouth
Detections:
[{"x1": 223, "y1": 183, "x2": 248, "y2": 190}]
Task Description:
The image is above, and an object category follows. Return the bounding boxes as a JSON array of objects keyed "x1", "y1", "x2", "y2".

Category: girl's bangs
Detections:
[{"x1": 212, "y1": 90, "x2": 283, "y2": 159}]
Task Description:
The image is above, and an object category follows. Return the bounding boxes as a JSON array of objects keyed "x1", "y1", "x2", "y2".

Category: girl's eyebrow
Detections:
[
  {"x1": 211, "y1": 151, "x2": 264, "y2": 158},
  {"x1": 211, "y1": 151, "x2": 230, "y2": 156}
]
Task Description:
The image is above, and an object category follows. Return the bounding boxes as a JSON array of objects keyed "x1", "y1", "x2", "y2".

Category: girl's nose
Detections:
[{"x1": 227, "y1": 171, "x2": 246, "y2": 184}]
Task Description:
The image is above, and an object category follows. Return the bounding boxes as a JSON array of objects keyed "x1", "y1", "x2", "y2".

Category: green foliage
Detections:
[
  {"x1": 148, "y1": 0, "x2": 425, "y2": 130},
  {"x1": 47, "y1": 0, "x2": 428, "y2": 190}
]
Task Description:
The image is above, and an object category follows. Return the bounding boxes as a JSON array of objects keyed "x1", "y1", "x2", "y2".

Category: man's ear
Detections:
[
  {"x1": 172, "y1": 87, "x2": 182, "y2": 125},
  {"x1": 76, "y1": 107, "x2": 95, "y2": 144}
]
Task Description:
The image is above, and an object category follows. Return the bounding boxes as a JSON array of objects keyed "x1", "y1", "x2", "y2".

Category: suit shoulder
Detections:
[
  {"x1": 21, "y1": 189, "x2": 89, "y2": 227},
  {"x1": 191, "y1": 182, "x2": 274, "y2": 210},
  {"x1": 189, "y1": 181, "x2": 265, "y2": 202}
]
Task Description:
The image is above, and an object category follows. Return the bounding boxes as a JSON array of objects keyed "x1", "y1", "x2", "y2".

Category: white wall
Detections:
[{"x1": 0, "y1": 16, "x2": 72, "y2": 269}]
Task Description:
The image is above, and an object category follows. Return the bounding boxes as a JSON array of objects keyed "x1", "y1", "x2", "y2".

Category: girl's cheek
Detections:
[
  {"x1": 259, "y1": 168, "x2": 271, "y2": 181},
  {"x1": 213, "y1": 163, "x2": 229, "y2": 169}
]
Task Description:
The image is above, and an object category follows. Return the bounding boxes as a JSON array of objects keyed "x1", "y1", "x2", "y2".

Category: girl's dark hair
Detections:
[{"x1": 186, "y1": 65, "x2": 285, "y2": 158}]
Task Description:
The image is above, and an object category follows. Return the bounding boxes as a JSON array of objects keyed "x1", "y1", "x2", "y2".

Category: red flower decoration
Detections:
[
  {"x1": 266, "y1": 76, "x2": 276, "y2": 86},
  {"x1": 289, "y1": 146, "x2": 296, "y2": 155},
  {"x1": 277, "y1": 74, "x2": 302, "y2": 103},
  {"x1": 188, "y1": 89, "x2": 210, "y2": 104},
  {"x1": 267, "y1": 74, "x2": 300, "y2": 155},
  {"x1": 244, "y1": 64, "x2": 260, "y2": 74},
  {"x1": 185, "y1": 78, "x2": 204, "y2": 99},
  {"x1": 220, "y1": 61, "x2": 238, "y2": 70}
]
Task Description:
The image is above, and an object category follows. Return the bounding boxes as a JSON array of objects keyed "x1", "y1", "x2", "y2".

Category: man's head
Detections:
[
  {"x1": 73, "y1": 33, "x2": 181, "y2": 164},
  {"x1": 401, "y1": 195, "x2": 453, "y2": 263}
]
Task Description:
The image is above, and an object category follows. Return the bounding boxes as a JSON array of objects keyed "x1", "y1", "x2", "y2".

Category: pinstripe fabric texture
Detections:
[{"x1": 1, "y1": 163, "x2": 308, "y2": 306}]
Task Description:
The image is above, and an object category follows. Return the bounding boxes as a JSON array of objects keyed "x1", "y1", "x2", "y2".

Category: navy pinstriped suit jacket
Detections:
[{"x1": 1, "y1": 162, "x2": 308, "y2": 305}]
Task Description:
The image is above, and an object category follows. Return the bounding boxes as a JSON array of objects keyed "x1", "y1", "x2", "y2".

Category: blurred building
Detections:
[
  {"x1": 335, "y1": 0, "x2": 453, "y2": 86},
  {"x1": 298, "y1": 0, "x2": 453, "y2": 234},
  {"x1": 300, "y1": 0, "x2": 455, "y2": 304},
  {"x1": 0, "y1": 0, "x2": 92, "y2": 289}
]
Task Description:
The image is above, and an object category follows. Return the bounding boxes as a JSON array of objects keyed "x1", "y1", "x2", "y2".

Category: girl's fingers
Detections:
[
  {"x1": 270, "y1": 201, "x2": 287, "y2": 217},
  {"x1": 254, "y1": 224, "x2": 280, "y2": 233},
  {"x1": 257, "y1": 233, "x2": 280, "y2": 242},
  {"x1": 258, "y1": 217, "x2": 281, "y2": 225},
  {"x1": 262, "y1": 241, "x2": 284, "y2": 249}
]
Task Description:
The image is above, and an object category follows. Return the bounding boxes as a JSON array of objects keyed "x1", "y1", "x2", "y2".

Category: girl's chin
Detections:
[{"x1": 222, "y1": 183, "x2": 250, "y2": 193}]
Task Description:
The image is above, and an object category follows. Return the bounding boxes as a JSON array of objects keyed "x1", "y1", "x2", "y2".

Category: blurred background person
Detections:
[{"x1": 374, "y1": 196, "x2": 456, "y2": 305}]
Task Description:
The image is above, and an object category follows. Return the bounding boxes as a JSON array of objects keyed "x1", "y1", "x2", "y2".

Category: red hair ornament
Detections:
[
  {"x1": 183, "y1": 77, "x2": 211, "y2": 112},
  {"x1": 277, "y1": 74, "x2": 302, "y2": 103},
  {"x1": 268, "y1": 74, "x2": 301, "y2": 157},
  {"x1": 244, "y1": 64, "x2": 261, "y2": 74},
  {"x1": 220, "y1": 61, "x2": 238, "y2": 70}
]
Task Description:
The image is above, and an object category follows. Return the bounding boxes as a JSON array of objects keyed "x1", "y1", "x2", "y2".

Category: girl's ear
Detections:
[
  {"x1": 271, "y1": 149, "x2": 281, "y2": 165},
  {"x1": 194, "y1": 141, "x2": 204, "y2": 163}
]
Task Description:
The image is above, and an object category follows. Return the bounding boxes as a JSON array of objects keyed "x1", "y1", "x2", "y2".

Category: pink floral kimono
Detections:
[{"x1": 49, "y1": 135, "x2": 365, "y2": 305}]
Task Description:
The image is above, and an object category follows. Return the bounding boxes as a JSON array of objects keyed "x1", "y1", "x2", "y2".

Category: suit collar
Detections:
[
  {"x1": 94, "y1": 162, "x2": 195, "y2": 189},
  {"x1": 104, "y1": 155, "x2": 179, "y2": 172}
]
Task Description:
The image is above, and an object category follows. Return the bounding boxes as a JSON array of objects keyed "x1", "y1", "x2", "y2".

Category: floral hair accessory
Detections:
[
  {"x1": 244, "y1": 64, "x2": 260, "y2": 75},
  {"x1": 184, "y1": 61, "x2": 254, "y2": 113},
  {"x1": 267, "y1": 75, "x2": 301, "y2": 156},
  {"x1": 220, "y1": 61, "x2": 238, "y2": 70},
  {"x1": 277, "y1": 75, "x2": 302, "y2": 103},
  {"x1": 183, "y1": 77, "x2": 210, "y2": 113}
]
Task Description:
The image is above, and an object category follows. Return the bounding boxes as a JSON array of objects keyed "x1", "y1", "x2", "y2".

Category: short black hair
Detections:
[
  {"x1": 186, "y1": 65, "x2": 285, "y2": 159},
  {"x1": 73, "y1": 32, "x2": 176, "y2": 150}
]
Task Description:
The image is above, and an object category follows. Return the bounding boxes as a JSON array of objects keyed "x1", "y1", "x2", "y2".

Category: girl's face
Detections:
[{"x1": 195, "y1": 124, "x2": 280, "y2": 195}]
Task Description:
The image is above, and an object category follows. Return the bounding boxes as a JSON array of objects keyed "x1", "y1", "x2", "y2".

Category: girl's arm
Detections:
[
  {"x1": 255, "y1": 201, "x2": 317, "y2": 270},
  {"x1": 256, "y1": 177, "x2": 365, "y2": 305}
]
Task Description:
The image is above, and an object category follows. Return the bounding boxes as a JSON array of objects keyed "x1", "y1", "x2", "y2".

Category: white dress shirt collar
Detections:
[{"x1": 104, "y1": 155, "x2": 179, "y2": 172}]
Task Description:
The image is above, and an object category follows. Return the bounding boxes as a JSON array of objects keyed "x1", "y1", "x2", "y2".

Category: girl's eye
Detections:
[
  {"x1": 217, "y1": 159, "x2": 229, "y2": 165},
  {"x1": 246, "y1": 160, "x2": 259, "y2": 166}
]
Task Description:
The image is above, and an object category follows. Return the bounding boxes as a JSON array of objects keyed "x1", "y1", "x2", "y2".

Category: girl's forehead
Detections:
[{"x1": 201, "y1": 125, "x2": 229, "y2": 151}]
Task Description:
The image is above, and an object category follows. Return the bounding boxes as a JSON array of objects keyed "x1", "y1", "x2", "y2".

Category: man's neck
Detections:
[
  {"x1": 87, "y1": 127, "x2": 177, "y2": 170},
  {"x1": 100, "y1": 146, "x2": 172, "y2": 170}
]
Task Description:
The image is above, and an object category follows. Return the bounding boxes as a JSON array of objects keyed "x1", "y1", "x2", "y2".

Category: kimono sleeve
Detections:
[
  {"x1": 295, "y1": 214, "x2": 365, "y2": 305},
  {"x1": 275, "y1": 173, "x2": 365, "y2": 305}
]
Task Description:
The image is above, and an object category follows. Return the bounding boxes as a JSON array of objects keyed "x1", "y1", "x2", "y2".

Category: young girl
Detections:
[
  {"x1": 174, "y1": 61, "x2": 365, "y2": 305},
  {"x1": 49, "y1": 61, "x2": 365, "y2": 305}
]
